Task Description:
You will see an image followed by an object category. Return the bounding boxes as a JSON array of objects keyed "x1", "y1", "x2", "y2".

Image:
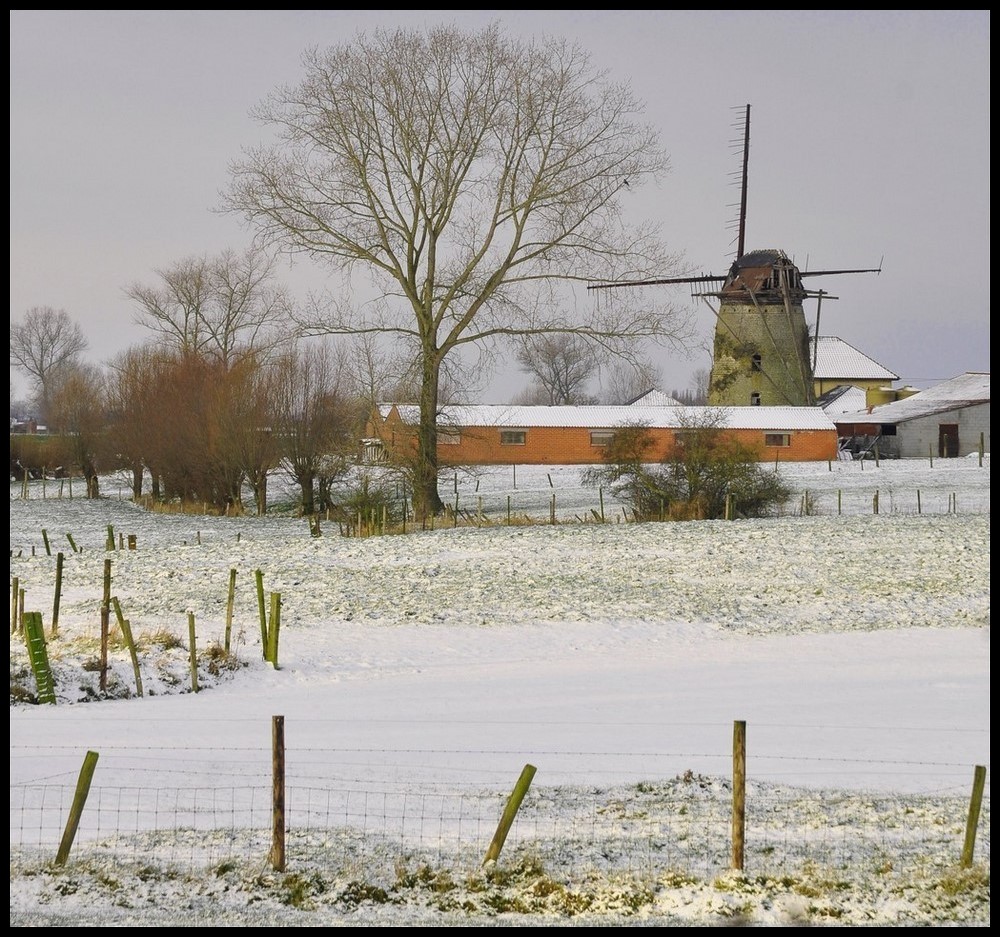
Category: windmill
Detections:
[{"x1": 589, "y1": 105, "x2": 881, "y2": 407}]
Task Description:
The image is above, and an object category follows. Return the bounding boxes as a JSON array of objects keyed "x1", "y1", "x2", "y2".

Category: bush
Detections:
[
  {"x1": 330, "y1": 473, "x2": 404, "y2": 533},
  {"x1": 584, "y1": 412, "x2": 792, "y2": 521}
]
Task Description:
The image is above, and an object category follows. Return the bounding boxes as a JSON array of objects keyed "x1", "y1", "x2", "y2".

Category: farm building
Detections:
[
  {"x1": 811, "y1": 336, "x2": 899, "y2": 398},
  {"x1": 835, "y1": 372, "x2": 990, "y2": 459},
  {"x1": 366, "y1": 404, "x2": 839, "y2": 466},
  {"x1": 817, "y1": 383, "x2": 869, "y2": 416}
]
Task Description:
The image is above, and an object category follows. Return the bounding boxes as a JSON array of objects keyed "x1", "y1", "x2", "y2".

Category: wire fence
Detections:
[
  {"x1": 10, "y1": 457, "x2": 992, "y2": 530},
  {"x1": 10, "y1": 757, "x2": 990, "y2": 883}
]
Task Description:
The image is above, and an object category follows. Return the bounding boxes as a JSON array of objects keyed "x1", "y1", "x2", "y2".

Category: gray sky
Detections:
[{"x1": 10, "y1": 10, "x2": 990, "y2": 402}]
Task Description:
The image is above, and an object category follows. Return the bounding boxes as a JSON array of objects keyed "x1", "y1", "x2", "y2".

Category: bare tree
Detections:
[
  {"x1": 600, "y1": 357, "x2": 665, "y2": 404},
  {"x1": 514, "y1": 334, "x2": 599, "y2": 404},
  {"x1": 125, "y1": 246, "x2": 292, "y2": 366},
  {"x1": 344, "y1": 332, "x2": 419, "y2": 411},
  {"x1": 106, "y1": 344, "x2": 163, "y2": 499},
  {"x1": 215, "y1": 353, "x2": 282, "y2": 515},
  {"x1": 47, "y1": 363, "x2": 107, "y2": 498},
  {"x1": 508, "y1": 383, "x2": 554, "y2": 406},
  {"x1": 224, "y1": 23, "x2": 692, "y2": 517},
  {"x1": 689, "y1": 367, "x2": 710, "y2": 405},
  {"x1": 272, "y1": 341, "x2": 360, "y2": 517},
  {"x1": 126, "y1": 256, "x2": 209, "y2": 358},
  {"x1": 205, "y1": 248, "x2": 294, "y2": 366},
  {"x1": 131, "y1": 352, "x2": 251, "y2": 512},
  {"x1": 10, "y1": 306, "x2": 89, "y2": 421}
]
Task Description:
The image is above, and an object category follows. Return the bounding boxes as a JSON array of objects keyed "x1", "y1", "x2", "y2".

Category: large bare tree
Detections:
[
  {"x1": 125, "y1": 246, "x2": 293, "y2": 366},
  {"x1": 10, "y1": 306, "x2": 89, "y2": 421},
  {"x1": 224, "y1": 23, "x2": 692, "y2": 516}
]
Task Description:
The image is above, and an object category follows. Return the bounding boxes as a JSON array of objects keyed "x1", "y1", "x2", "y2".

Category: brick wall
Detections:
[{"x1": 376, "y1": 419, "x2": 838, "y2": 465}]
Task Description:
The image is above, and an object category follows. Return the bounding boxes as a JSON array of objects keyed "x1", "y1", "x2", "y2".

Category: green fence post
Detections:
[
  {"x1": 961, "y1": 765, "x2": 987, "y2": 867},
  {"x1": 55, "y1": 751, "x2": 100, "y2": 864},
  {"x1": 483, "y1": 764, "x2": 537, "y2": 866}
]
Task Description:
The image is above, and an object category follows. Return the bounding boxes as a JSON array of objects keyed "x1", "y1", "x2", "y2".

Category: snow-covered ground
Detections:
[{"x1": 9, "y1": 458, "x2": 991, "y2": 926}]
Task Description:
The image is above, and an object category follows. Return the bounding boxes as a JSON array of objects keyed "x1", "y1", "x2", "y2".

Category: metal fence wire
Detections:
[{"x1": 10, "y1": 772, "x2": 990, "y2": 882}]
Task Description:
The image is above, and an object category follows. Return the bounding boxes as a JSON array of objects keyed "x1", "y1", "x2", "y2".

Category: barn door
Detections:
[{"x1": 938, "y1": 424, "x2": 959, "y2": 458}]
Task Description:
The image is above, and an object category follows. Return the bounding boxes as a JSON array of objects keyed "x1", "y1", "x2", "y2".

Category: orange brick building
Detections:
[{"x1": 367, "y1": 404, "x2": 839, "y2": 465}]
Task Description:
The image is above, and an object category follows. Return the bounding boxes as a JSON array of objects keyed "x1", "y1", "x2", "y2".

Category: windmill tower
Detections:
[
  {"x1": 707, "y1": 246, "x2": 816, "y2": 406},
  {"x1": 591, "y1": 105, "x2": 880, "y2": 406}
]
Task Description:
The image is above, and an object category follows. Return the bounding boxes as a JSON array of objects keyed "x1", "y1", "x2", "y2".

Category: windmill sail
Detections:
[{"x1": 589, "y1": 105, "x2": 880, "y2": 406}]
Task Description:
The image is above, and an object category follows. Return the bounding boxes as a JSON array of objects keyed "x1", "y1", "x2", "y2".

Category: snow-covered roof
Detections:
[
  {"x1": 837, "y1": 372, "x2": 990, "y2": 423},
  {"x1": 625, "y1": 389, "x2": 682, "y2": 406},
  {"x1": 812, "y1": 336, "x2": 898, "y2": 381},
  {"x1": 817, "y1": 384, "x2": 868, "y2": 415},
  {"x1": 390, "y1": 404, "x2": 836, "y2": 431}
]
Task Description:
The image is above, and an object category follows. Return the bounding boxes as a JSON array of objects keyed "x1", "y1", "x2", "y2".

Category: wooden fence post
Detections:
[
  {"x1": 255, "y1": 569, "x2": 267, "y2": 656},
  {"x1": 100, "y1": 559, "x2": 111, "y2": 692},
  {"x1": 55, "y1": 751, "x2": 100, "y2": 865},
  {"x1": 266, "y1": 592, "x2": 281, "y2": 668},
  {"x1": 270, "y1": 715, "x2": 286, "y2": 872},
  {"x1": 188, "y1": 611, "x2": 199, "y2": 692},
  {"x1": 224, "y1": 568, "x2": 236, "y2": 653},
  {"x1": 11, "y1": 577, "x2": 19, "y2": 636},
  {"x1": 112, "y1": 597, "x2": 143, "y2": 697},
  {"x1": 483, "y1": 763, "x2": 537, "y2": 866},
  {"x1": 732, "y1": 720, "x2": 746, "y2": 871},
  {"x1": 51, "y1": 552, "x2": 64, "y2": 638},
  {"x1": 961, "y1": 765, "x2": 987, "y2": 867}
]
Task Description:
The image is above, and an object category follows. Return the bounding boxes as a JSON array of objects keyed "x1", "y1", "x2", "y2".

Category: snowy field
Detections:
[{"x1": 9, "y1": 457, "x2": 991, "y2": 926}]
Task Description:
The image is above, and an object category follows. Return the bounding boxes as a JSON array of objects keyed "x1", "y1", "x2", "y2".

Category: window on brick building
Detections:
[
  {"x1": 500, "y1": 430, "x2": 527, "y2": 445},
  {"x1": 438, "y1": 428, "x2": 462, "y2": 445},
  {"x1": 764, "y1": 433, "x2": 791, "y2": 447},
  {"x1": 590, "y1": 431, "x2": 614, "y2": 446}
]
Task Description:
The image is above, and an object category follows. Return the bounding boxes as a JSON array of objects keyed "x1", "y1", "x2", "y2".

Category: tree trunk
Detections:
[
  {"x1": 412, "y1": 356, "x2": 444, "y2": 520},
  {"x1": 149, "y1": 468, "x2": 161, "y2": 500},
  {"x1": 298, "y1": 473, "x2": 316, "y2": 516},
  {"x1": 255, "y1": 474, "x2": 267, "y2": 516},
  {"x1": 131, "y1": 464, "x2": 143, "y2": 500}
]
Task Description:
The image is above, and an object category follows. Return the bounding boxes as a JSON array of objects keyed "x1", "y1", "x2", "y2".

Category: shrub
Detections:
[
  {"x1": 330, "y1": 473, "x2": 404, "y2": 533},
  {"x1": 584, "y1": 411, "x2": 792, "y2": 521}
]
